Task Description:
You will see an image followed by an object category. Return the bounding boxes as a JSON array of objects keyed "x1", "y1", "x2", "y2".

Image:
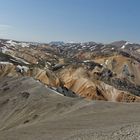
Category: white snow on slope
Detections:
[
  {"x1": 20, "y1": 43, "x2": 29, "y2": 48},
  {"x1": 11, "y1": 56, "x2": 30, "y2": 65},
  {"x1": 6, "y1": 40, "x2": 30, "y2": 48},
  {"x1": 105, "y1": 59, "x2": 109, "y2": 65},
  {"x1": 0, "y1": 47, "x2": 9, "y2": 53},
  {"x1": 0, "y1": 61, "x2": 13, "y2": 65},
  {"x1": 16, "y1": 65, "x2": 29, "y2": 73},
  {"x1": 7, "y1": 40, "x2": 17, "y2": 46},
  {"x1": 121, "y1": 42, "x2": 133, "y2": 49}
]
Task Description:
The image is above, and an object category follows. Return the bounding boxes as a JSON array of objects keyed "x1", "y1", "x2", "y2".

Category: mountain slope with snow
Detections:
[{"x1": 0, "y1": 38, "x2": 140, "y2": 102}]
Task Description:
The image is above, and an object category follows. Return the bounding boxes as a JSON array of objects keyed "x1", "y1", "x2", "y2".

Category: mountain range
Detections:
[
  {"x1": 0, "y1": 39, "x2": 140, "y2": 102},
  {"x1": 0, "y1": 38, "x2": 140, "y2": 139}
]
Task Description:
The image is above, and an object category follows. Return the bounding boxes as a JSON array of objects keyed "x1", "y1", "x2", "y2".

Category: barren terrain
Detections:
[
  {"x1": 0, "y1": 39, "x2": 140, "y2": 139},
  {"x1": 0, "y1": 77, "x2": 139, "y2": 140}
]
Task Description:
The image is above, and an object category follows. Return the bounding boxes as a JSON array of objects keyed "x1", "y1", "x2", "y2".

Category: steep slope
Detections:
[
  {"x1": 94, "y1": 55, "x2": 140, "y2": 85},
  {"x1": 57, "y1": 65, "x2": 140, "y2": 102}
]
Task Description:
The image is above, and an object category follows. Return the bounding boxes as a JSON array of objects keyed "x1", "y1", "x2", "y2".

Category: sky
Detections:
[{"x1": 0, "y1": 0, "x2": 140, "y2": 43}]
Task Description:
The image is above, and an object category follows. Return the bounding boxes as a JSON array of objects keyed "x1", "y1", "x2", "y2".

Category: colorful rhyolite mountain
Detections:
[{"x1": 0, "y1": 39, "x2": 140, "y2": 102}]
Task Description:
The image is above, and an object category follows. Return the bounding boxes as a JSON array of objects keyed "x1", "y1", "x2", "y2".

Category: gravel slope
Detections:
[{"x1": 0, "y1": 77, "x2": 140, "y2": 140}]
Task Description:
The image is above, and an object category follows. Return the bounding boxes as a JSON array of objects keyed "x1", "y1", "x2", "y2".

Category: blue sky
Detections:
[{"x1": 0, "y1": 0, "x2": 140, "y2": 43}]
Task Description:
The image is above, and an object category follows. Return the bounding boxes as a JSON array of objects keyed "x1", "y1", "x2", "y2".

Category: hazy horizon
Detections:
[{"x1": 0, "y1": 38, "x2": 136, "y2": 45}]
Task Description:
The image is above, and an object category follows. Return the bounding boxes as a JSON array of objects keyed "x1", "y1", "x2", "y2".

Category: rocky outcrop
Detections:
[
  {"x1": 56, "y1": 87, "x2": 78, "y2": 97},
  {"x1": 0, "y1": 64, "x2": 18, "y2": 77},
  {"x1": 30, "y1": 68, "x2": 60, "y2": 87}
]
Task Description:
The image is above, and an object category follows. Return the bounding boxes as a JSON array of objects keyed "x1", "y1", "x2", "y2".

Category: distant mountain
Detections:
[
  {"x1": 49, "y1": 41, "x2": 65, "y2": 46},
  {"x1": 110, "y1": 40, "x2": 127, "y2": 47}
]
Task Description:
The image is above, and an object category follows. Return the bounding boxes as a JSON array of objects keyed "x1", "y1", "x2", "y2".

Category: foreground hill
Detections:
[{"x1": 0, "y1": 77, "x2": 139, "y2": 140}]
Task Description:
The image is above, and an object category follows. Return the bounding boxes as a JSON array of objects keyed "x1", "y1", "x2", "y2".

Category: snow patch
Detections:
[
  {"x1": 83, "y1": 60, "x2": 90, "y2": 63},
  {"x1": 12, "y1": 56, "x2": 30, "y2": 65},
  {"x1": 0, "y1": 47, "x2": 9, "y2": 53},
  {"x1": 105, "y1": 60, "x2": 109, "y2": 65},
  {"x1": 121, "y1": 42, "x2": 133, "y2": 49},
  {"x1": 20, "y1": 43, "x2": 29, "y2": 48},
  {"x1": 16, "y1": 65, "x2": 29, "y2": 73},
  {"x1": 6, "y1": 40, "x2": 30, "y2": 48},
  {"x1": 0, "y1": 61, "x2": 13, "y2": 65},
  {"x1": 6, "y1": 40, "x2": 17, "y2": 46},
  {"x1": 121, "y1": 45, "x2": 126, "y2": 49}
]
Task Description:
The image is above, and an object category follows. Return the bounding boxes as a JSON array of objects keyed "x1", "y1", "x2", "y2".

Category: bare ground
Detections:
[{"x1": 0, "y1": 77, "x2": 140, "y2": 140}]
